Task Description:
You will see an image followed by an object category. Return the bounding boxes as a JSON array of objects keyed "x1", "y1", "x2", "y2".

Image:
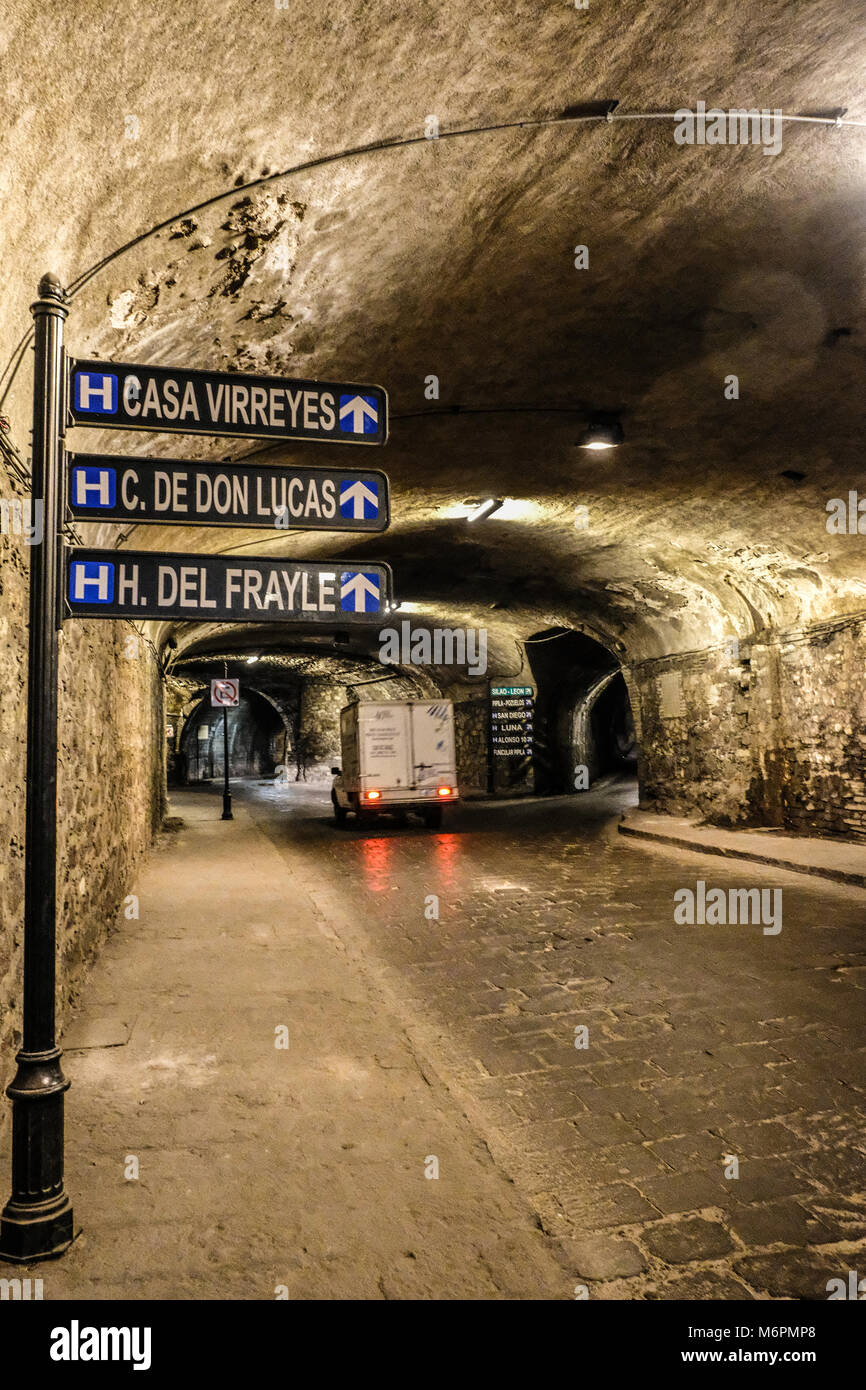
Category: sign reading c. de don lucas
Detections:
[
  {"x1": 65, "y1": 551, "x2": 393, "y2": 624},
  {"x1": 67, "y1": 454, "x2": 390, "y2": 532},
  {"x1": 69, "y1": 359, "x2": 388, "y2": 446}
]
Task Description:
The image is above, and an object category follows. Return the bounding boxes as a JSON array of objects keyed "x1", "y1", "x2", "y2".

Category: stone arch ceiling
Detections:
[{"x1": 2, "y1": 1, "x2": 865, "y2": 666}]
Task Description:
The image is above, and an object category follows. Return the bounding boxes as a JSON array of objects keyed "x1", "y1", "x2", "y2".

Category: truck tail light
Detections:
[
  {"x1": 437, "y1": 786, "x2": 453, "y2": 798},
  {"x1": 363, "y1": 789, "x2": 381, "y2": 801}
]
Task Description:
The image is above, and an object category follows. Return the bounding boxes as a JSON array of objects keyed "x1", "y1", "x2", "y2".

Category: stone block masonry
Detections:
[
  {"x1": 750, "y1": 620, "x2": 866, "y2": 841},
  {"x1": 629, "y1": 614, "x2": 866, "y2": 841},
  {"x1": 452, "y1": 690, "x2": 489, "y2": 793}
]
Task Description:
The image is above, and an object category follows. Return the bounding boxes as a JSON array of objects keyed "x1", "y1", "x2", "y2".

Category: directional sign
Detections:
[
  {"x1": 490, "y1": 684, "x2": 534, "y2": 757},
  {"x1": 65, "y1": 550, "x2": 393, "y2": 624},
  {"x1": 68, "y1": 359, "x2": 388, "y2": 446},
  {"x1": 211, "y1": 679, "x2": 239, "y2": 708},
  {"x1": 67, "y1": 454, "x2": 389, "y2": 532}
]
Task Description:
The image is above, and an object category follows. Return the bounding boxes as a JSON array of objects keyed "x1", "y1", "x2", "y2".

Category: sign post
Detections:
[
  {"x1": 0, "y1": 275, "x2": 74, "y2": 1263},
  {"x1": 211, "y1": 679, "x2": 239, "y2": 822},
  {"x1": 2, "y1": 328, "x2": 393, "y2": 1256}
]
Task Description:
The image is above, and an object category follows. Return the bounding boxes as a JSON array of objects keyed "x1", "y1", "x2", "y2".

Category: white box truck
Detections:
[{"x1": 331, "y1": 700, "x2": 458, "y2": 828}]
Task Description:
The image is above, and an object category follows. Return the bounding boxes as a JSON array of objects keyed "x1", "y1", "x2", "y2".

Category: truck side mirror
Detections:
[{"x1": 331, "y1": 767, "x2": 341, "y2": 776}]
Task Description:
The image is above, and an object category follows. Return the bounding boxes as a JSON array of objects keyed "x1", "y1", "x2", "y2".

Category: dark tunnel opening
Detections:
[
  {"x1": 174, "y1": 690, "x2": 286, "y2": 784},
  {"x1": 526, "y1": 628, "x2": 638, "y2": 796}
]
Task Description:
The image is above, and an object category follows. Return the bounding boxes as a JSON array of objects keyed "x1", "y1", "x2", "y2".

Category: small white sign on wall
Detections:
[{"x1": 658, "y1": 670, "x2": 685, "y2": 720}]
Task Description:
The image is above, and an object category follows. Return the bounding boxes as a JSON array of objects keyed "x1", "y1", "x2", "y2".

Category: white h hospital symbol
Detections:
[
  {"x1": 71, "y1": 562, "x2": 113, "y2": 602},
  {"x1": 75, "y1": 373, "x2": 117, "y2": 412},
  {"x1": 74, "y1": 470, "x2": 112, "y2": 505}
]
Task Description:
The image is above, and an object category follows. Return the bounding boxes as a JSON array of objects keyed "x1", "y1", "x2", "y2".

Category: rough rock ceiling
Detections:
[{"x1": 2, "y1": 0, "x2": 864, "y2": 667}]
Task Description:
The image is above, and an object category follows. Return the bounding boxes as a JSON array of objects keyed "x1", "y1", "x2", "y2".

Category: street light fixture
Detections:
[
  {"x1": 577, "y1": 414, "x2": 624, "y2": 450},
  {"x1": 466, "y1": 498, "x2": 504, "y2": 522}
]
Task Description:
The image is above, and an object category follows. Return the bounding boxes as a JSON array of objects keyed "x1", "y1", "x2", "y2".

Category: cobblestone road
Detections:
[{"x1": 251, "y1": 774, "x2": 866, "y2": 1299}]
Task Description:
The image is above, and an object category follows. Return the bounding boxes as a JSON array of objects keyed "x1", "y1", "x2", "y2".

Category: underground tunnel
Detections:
[{"x1": 0, "y1": 0, "x2": 864, "y2": 1335}]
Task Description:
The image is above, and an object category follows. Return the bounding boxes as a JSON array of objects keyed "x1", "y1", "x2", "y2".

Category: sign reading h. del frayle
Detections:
[
  {"x1": 68, "y1": 359, "x2": 388, "y2": 446},
  {"x1": 65, "y1": 550, "x2": 393, "y2": 623}
]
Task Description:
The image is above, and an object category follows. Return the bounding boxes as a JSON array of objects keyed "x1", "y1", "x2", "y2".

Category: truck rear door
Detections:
[
  {"x1": 358, "y1": 703, "x2": 412, "y2": 792},
  {"x1": 410, "y1": 702, "x2": 457, "y2": 792}
]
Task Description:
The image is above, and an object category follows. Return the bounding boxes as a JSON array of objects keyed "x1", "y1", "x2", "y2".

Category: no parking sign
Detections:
[{"x1": 210, "y1": 678, "x2": 239, "y2": 708}]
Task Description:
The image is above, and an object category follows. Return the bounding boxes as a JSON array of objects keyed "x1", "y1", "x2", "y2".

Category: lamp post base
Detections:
[
  {"x1": 0, "y1": 1049, "x2": 74, "y2": 1263},
  {"x1": 0, "y1": 1196, "x2": 73, "y2": 1264}
]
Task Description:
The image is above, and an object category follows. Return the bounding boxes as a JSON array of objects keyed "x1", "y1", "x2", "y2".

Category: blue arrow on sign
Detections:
[
  {"x1": 339, "y1": 394, "x2": 378, "y2": 434},
  {"x1": 339, "y1": 478, "x2": 379, "y2": 520},
  {"x1": 72, "y1": 466, "x2": 116, "y2": 508},
  {"x1": 340, "y1": 570, "x2": 381, "y2": 613}
]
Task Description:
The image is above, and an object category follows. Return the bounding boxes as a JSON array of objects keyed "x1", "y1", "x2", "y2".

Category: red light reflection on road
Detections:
[
  {"x1": 357, "y1": 829, "x2": 463, "y2": 894},
  {"x1": 430, "y1": 832, "x2": 460, "y2": 890},
  {"x1": 358, "y1": 834, "x2": 395, "y2": 892}
]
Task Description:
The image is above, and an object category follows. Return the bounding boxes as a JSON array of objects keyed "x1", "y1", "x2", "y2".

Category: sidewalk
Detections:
[
  {"x1": 619, "y1": 810, "x2": 866, "y2": 888},
  {"x1": 0, "y1": 791, "x2": 571, "y2": 1300}
]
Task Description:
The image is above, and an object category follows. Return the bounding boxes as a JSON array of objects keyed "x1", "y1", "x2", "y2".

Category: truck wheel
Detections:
[
  {"x1": 422, "y1": 805, "x2": 443, "y2": 830},
  {"x1": 331, "y1": 793, "x2": 347, "y2": 826}
]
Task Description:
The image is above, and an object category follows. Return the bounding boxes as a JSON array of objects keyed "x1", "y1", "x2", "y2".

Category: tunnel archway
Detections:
[
  {"x1": 583, "y1": 671, "x2": 638, "y2": 780},
  {"x1": 525, "y1": 628, "x2": 638, "y2": 796},
  {"x1": 167, "y1": 641, "x2": 444, "y2": 789},
  {"x1": 178, "y1": 689, "x2": 285, "y2": 782}
]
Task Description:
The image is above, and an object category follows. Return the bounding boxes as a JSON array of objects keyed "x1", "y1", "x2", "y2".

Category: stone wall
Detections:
[
  {"x1": 748, "y1": 619, "x2": 866, "y2": 841},
  {"x1": 628, "y1": 647, "x2": 749, "y2": 824},
  {"x1": 56, "y1": 621, "x2": 165, "y2": 996},
  {"x1": 452, "y1": 690, "x2": 489, "y2": 794},
  {"x1": 0, "y1": 483, "x2": 164, "y2": 1112},
  {"x1": 629, "y1": 615, "x2": 866, "y2": 841},
  {"x1": 298, "y1": 678, "x2": 346, "y2": 780}
]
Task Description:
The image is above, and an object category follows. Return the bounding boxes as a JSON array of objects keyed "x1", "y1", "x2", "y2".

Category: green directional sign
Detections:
[
  {"x1": 68, "y1": 359, "x2": 388, "y2": 445},
  {"x1": 66, "y1": 551, "x2": 394, "y2": 624},
  {"x1": 490, "y1": 684, "x2": 534, "y2": 757}
]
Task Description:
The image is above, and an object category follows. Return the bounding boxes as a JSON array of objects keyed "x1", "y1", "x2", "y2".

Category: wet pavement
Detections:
[
  {"x1": 247, "y1": 771, "x2": 866, "y2": 1299},
  {"x1": 6, "y1": 773, "x2": 863, "y2": 1299}
]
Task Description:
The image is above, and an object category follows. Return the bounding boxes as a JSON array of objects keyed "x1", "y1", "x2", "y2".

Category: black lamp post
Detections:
[
  {"x1": 0, "y1": 275, "x2": 74, "y2": 1262},
  {"x1": 221, "y1": 662, "x2": 233, "y2": 820},
  {"x1": 221, "y1": 704, "x2": 233, "y2": 820}
]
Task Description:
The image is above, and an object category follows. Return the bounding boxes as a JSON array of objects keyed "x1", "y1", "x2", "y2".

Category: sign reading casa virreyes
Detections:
[{"x1": 69, "y1": 359, "x2": 388, "y2": 446}]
